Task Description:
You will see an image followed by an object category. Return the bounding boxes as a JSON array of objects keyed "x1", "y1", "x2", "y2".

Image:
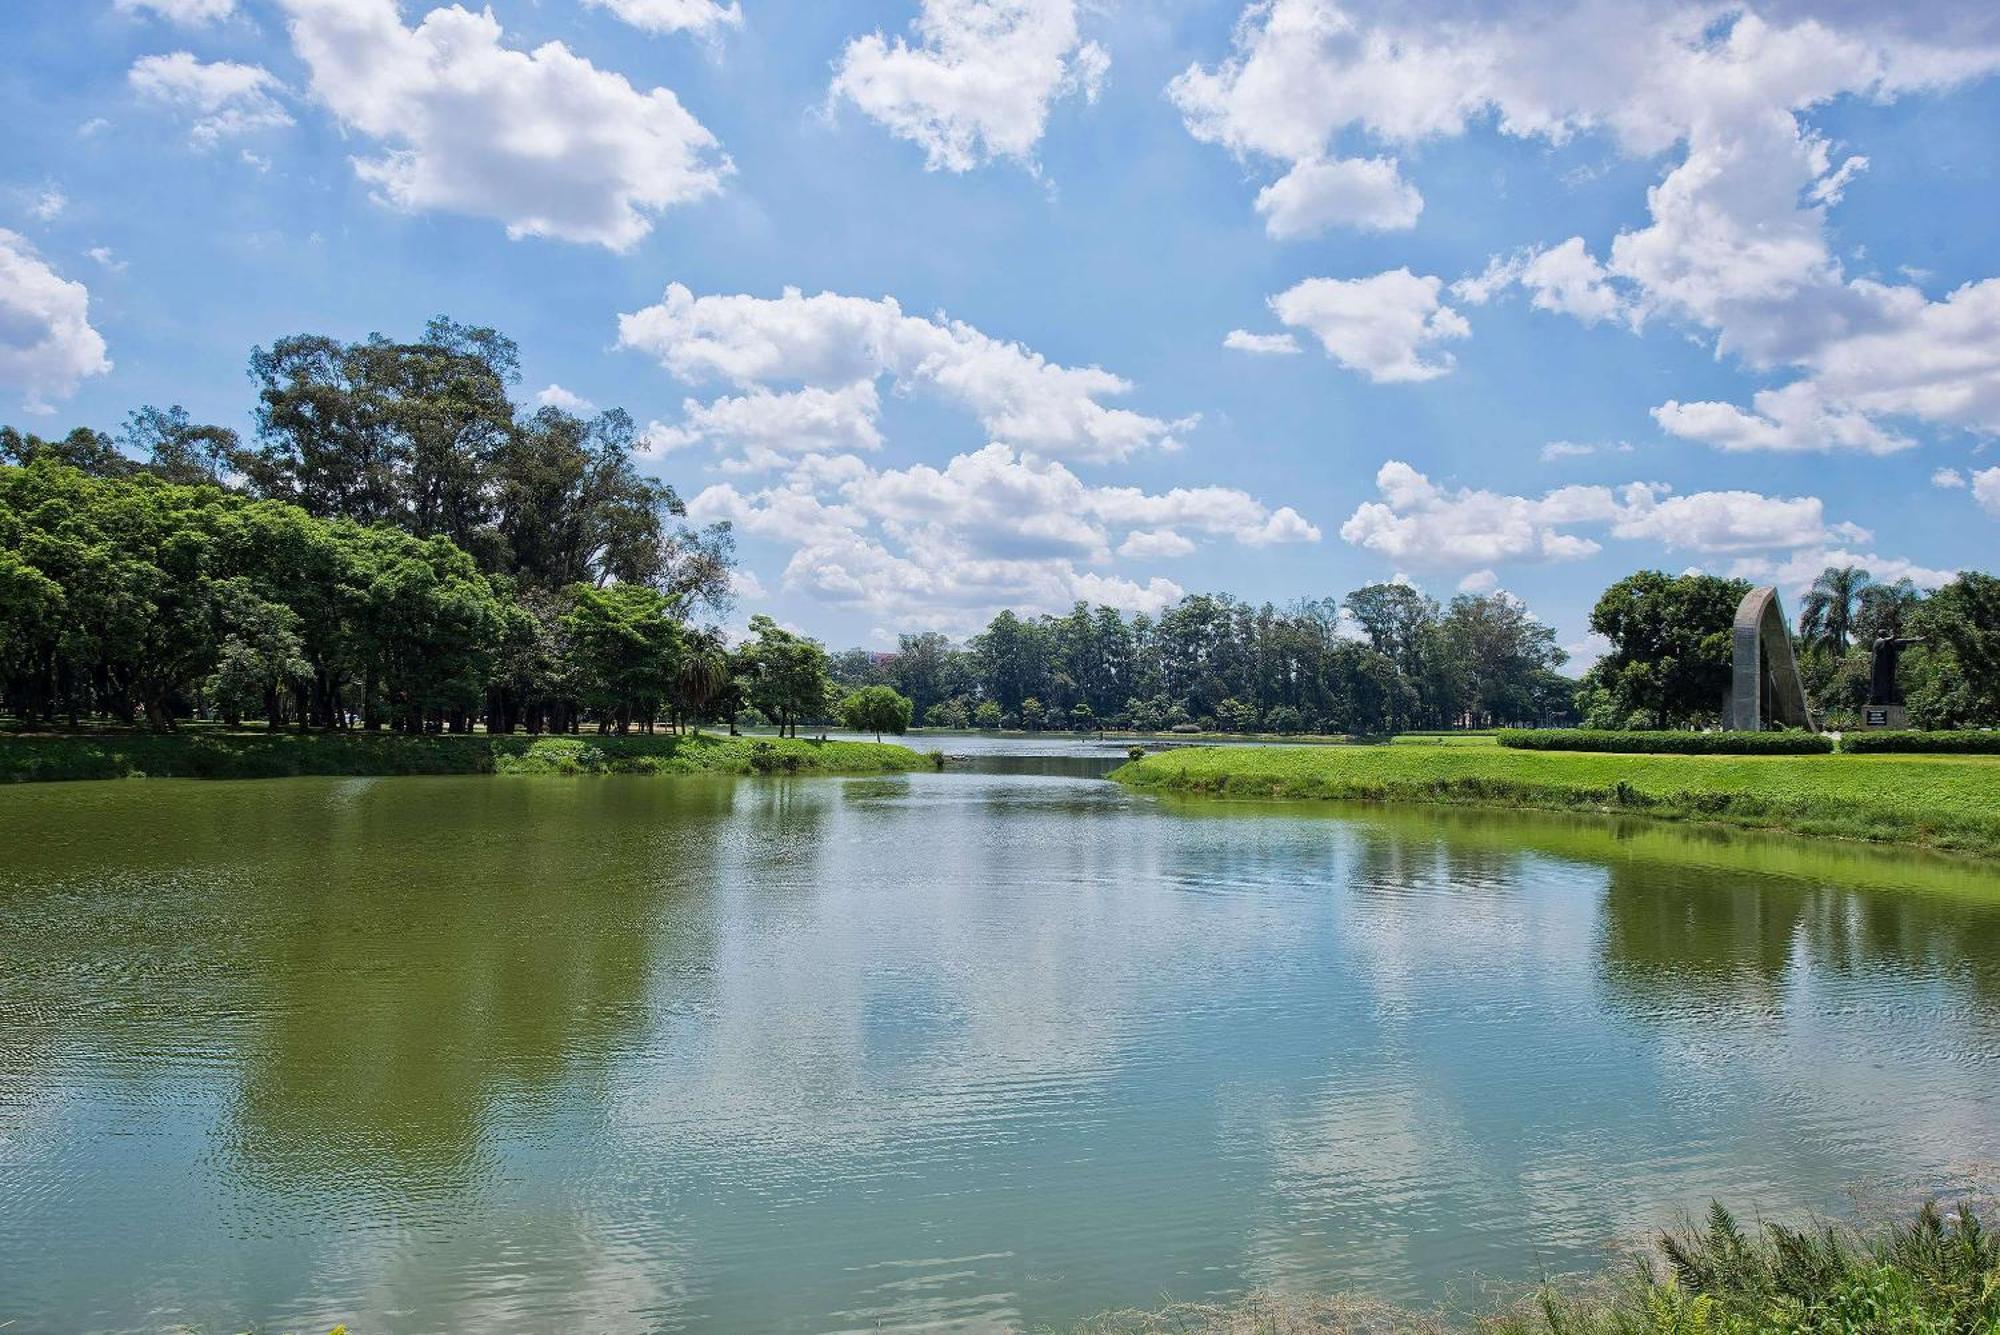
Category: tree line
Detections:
[{"x1": 830, "y1": 586, "x2": 1574, "y2": 735}]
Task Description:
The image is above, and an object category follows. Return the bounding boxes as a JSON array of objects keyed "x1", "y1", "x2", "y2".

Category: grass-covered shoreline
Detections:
[
  {"x1": 0, "y1": 729, "x2": 929, "y2": 784},
  {"x1": 1068, "y1": 1201, "x2": 2000, "y2": 1334},
  {"x1": 1112, "y1": 743, "x2": 2000, "y2": 859}
]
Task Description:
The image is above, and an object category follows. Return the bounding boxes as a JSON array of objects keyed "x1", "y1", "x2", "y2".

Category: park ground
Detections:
[{"x1": 1113, "y1": 740, "x2": 2000, "y2": 860}]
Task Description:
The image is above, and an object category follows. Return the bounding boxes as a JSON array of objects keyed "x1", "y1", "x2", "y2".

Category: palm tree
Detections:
[
  {"x1": 673, "y1": 629, "x2": 731, "y2": 735},
  {"x1": 1799, "y1": 565, "x2": 1871, "y2": 652}
]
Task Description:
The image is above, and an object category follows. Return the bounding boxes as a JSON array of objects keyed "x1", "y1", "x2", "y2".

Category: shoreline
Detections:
[
  {"x1": 1111, "y1": 744, "x2": 2000, "y2": 861},
  {"x1": 0, "y1": 731, "x2": 929, "y2": 784}
]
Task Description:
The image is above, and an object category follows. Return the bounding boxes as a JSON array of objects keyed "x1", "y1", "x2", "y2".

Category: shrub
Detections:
[
  {"x1": 1497, "y1": 728, "x2": 1833, "y2": 755},
  {"x1": 1840, "y1": 729, "x2": 2000, "y2": 754}
]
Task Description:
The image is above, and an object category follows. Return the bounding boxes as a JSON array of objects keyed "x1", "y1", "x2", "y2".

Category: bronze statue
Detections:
[{"x1": 1868, "y1": 630, "x2": 1924, "y2": 706}]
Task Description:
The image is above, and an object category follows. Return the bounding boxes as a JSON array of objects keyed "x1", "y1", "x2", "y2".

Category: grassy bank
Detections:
[
  {"x1": 1070, "y1": 1201, "x2": 2000, "y2": 1334},
  {"x1": 0, "y1": 730, "x2": 929, "y2": 784},
  {"x1": 1112, "y1": 743, "x2": 2000, "y2": 858}
]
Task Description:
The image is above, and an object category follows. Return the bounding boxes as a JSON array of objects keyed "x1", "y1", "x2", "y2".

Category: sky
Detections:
[{"x1": 2, "y1": 0, "x2": 1998, "y2": 659}]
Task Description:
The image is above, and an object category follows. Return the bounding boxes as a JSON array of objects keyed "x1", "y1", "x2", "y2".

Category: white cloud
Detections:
[
  {"x1": 581, "y1": 0, "x2": 742, "y2": 36},
  {"x1": 1339, "y1": 459, "x2": 1862, "y2": 571},
  {"x1": 115, "y1": 0, "x2": 237, "y2": 22},
  {"x1": 1931, "y1": 467, "x2": 1965, "y2": 489},
  {"x1": 0, "y1": 230, "x2": 113, "y2": 413},
  {"x1": 1223, "y1": 329, "x2": 1301, "y2": 356},
  {"x1": 687, "y1": 443, "x2": 1308, "y2": 628},
  {"x1": 1975, "y1": 467, "x2": 2000, "y2": 518},
  {"x1": 1180, "y1": 1, "x2": 2000, "y2": 445},
  {"x1": 1266, "y1": 268, "x2": 1469, "y2": 382},
  {"x1": 1253, "y1": 155, "x2": 1421, "y2": 237},
  {"x1": 646, "y1": 381, "x2": 886, "y2": 468},
  {"x1": 1118, "y1": 528, "x2": 1196, "y2": 560},
  {"x1": 30, "y1": 189, "x2": 66, "y2": 222},
  {"x1": 87, "y1": 247, "x2": 127, "y2": 273},
  {"x1": 1653, "y1": 381, "x2": 1912, "y2": 455},
  {"x1": 830, "y1": 0, "x2": 1109, "y2": 172},
  {"x1": 276, "y1": 0, "x2": 729, "y2": 250},
  {"x1": 129, "y1": 52, "x2": 293, "y2": 147},
  {"x1": 1726, "y1": 547, "x2": 1958, "y2": 599},
  {"x1": 1539, "y1": 440, "x2": 1631, "y2": 461},
  {"x1": 534, "y1": 383, "x2": 597, "y2": 414},
  {"x1": 1457, "y1": 568, "x2": 1500, "y2": 594},
  {"x1": 618, "y1": 284, "x2": 1191, "y2": 463}
]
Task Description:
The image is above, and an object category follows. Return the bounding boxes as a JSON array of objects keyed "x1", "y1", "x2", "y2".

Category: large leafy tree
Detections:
[
  {"x1": 561, "y1": 582, "x2": 682, "y2": 735},
  {"x1": 838, "y1": 684, "x2": 913, "y2": 741},
  {"x1": 733, "y1": 615, "x2": 832, "y2": 738},
  {"x1": 1908, "y1": 573, "x2": 2000, "y2": 728},
  {"x1": 1581, "y1": 571, "x2": 1749, "y2": 729}
]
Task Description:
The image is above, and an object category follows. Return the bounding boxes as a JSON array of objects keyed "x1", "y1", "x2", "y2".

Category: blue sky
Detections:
[{"x1": 3, "y1": 0, "x2": 1998, "y2": 656}]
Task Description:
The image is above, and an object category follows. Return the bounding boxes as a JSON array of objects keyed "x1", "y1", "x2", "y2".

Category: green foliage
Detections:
[
  {"x1": 0, "y1": 730, "x2": 925, "y2": 782},
  {"x1": 1113, "y1": 744, "x2": 2000, "y2": 856},
  {"x1": 1499, "y1": 729, "x2": 1833, "y2": 755},
  {"x1": 1584, "y1": 572, "x2": 1750, "y2": 730},
  {"x1": 1909, "y1": 573, "x2": 2000, "y2": 729},
  {"x1": 839, "y1": 684, "x2": 914, "y2": 740},
  {"x1": 560, "y1": 582, "x2": 682, "y2": 733},
  {"x1": 733, "y1": 614, "x2": 834, "y2": 738},
  {"x1": 1839, "y1": 730, "x2": 2000, "y2": 754}
]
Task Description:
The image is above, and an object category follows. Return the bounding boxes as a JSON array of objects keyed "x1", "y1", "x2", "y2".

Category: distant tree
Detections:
[
  {"x1": 840, "y1": 684, "x2": 913, "y2": 741},
  {"x1": 206, "y1": 576, "x2": 311, "y2": 728},
  {"x1": 973, "y1": 699, "x2": 1002, "y2": 729},
  {"x1": 1799, "y1": 565, "x2": 1871, "y2": 652},
  {"x1": 672, "y1": 627, "x2": 731, "y2": 734},
  {"x1": 1019, "y1": 696, "x2": 1046, "y2": 731},
  {"x1": 1853, "y1": 578, "x2": 1924, "y2": 641},
  {"x1": 121, "y1": 404, "x2": 242, "y2": 487},
  {"x1": 1, "y1": 425, "x2": 132, "y2": 476}
]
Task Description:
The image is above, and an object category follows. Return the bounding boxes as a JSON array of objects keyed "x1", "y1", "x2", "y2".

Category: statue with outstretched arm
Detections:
[{"x1": 1868, "y1": 631, "x2": 1925, "y2": 706}]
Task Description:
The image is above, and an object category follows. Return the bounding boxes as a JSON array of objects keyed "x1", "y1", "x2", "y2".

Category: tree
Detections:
[
  {"x1": 1908, "y1": 573, "x2": 2000, "y2": 728},
  {"x1": 672, "y1": 627, "x2": 731, "y2": 734},
  {"x1": 734, "y1": 615, "x2": 832, "y2": 738},
  {"x1": 1799, "y1": 565, "x2": 1870, "y2": 653},
  {"x1": 1583, "y1": 571, "x2": 1749, "y2": 729},
  {"x1": 207, "y1": 577, "x2": 310, "y2": 728},
  {"x1": 839, "y1": 684, "x2": 912, "y2": 741},
  {"x1": 560, "y1": 582, "x2": 682, "y2": 735},
  {"x1": 121, "y1": 404, "x2": 241, "y2": 487},
  {"x1": 973, "y1": 699, "x2": 1002, "y2": 729}
]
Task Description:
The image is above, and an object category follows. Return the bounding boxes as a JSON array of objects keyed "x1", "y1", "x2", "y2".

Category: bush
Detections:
[
  {"x1": 1841, "y1": 729, "x2": 2000, "y2": 754},
  {"x1": 1497, "y1": 728, "x2": 1833, "y2": 755}
]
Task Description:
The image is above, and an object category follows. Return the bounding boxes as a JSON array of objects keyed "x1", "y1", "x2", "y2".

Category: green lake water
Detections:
[{"x1": 3, "y1": 748, "x2": 1999, "y2": 1331}]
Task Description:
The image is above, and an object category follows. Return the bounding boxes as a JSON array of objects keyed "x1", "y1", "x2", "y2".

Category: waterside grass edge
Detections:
[
  {"x1": 1111, "y1": 743, "x2": 2000, "y2": 860},
  {"x1": 0, "y1": 730, "x2": 929, "y2": 784}
]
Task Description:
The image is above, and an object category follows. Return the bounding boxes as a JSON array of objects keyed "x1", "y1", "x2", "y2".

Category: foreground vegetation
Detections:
[
  {"x1": 1069, "y1": 1201, "x2": 2000, "y2": 1335},
  {"x1": 1112, "y1": 743, "x2": 2000, "y2": 857},
  {"x1": 0, "y1": 730, "x2": 926, "y2": 783}
]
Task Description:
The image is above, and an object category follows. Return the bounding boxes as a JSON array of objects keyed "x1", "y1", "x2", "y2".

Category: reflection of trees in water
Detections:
[
  {"x1": 1596, "y1": 860, "x2": 2000, "y2": 1021},
  {"x1": 219, "y1": 779, "x2": 746, "y2": 1201}
]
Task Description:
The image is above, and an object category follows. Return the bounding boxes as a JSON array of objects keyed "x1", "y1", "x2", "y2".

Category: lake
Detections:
[{"x1": 3, "y1": 740, "x2": 1999, "y2": 1332}]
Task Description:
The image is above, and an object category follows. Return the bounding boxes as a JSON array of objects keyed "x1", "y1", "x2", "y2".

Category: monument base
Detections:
[{"x1": 1860, "y1": 705, "x2": 1909, "y2": 730}]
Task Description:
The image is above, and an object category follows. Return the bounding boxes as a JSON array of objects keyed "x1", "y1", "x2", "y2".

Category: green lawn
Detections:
[
  {"x1": 1113, "y1": 742, "x2": 2000, "y2": 858},
  {"x1": 0, "y1": 730, "x2": 930, "y2": 784}
]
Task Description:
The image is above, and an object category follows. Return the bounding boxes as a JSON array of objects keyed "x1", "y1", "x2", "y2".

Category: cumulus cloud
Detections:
[
  {"x1": 30, "y1": 189, "x2": 67, "y2": 222},
  {"x1": 129, "y1": 52, "x2": 293, "y2": 147},
  {"x1": 644, "y1": 381, "x2": 886, "y2": 468},
  {"x1": 1457, "y1": 569, "x2": 1501, "y2": 594},
  {"x1": 1975, "y1": 467, "x2": 2000, "y2": 518},
  {"x1": 0, "y1": 230, "x2": 113, "y2": 413},
  {"x1": 1264, "y1": 269, "x2": 1468, "y2": 382},
  {"x1": 1179, "y1": 0, "x2": 2000, "y2": 447},
  {"x1": 830, "y1": 0, "x2": 1109, "y2": 171},
  {"x1": 115, "y1": 0, "x2": 237, "y2": 22},
  {"x1": 687, "y1": 444, "x2": 1312, "y2": 628},
  {"x1": 534, "y1": 383, "x2": 597, "y2": 414},
  {"x1": 1931, "y1": 467, "x2": 1965, "y2": 489},
  {"x1": 1223, "y1": 329, "x2": 1301, "y2": 355},
  {"x1": 1726, "y1": 547, "x2": 1958, "y2": 598},
  {"x1": 618, "y1": 284, "x2": 1191, "y2": 463},
  {"x1": 275, "y1": 0, "x2": 729, "y2": 249},
  {"x1": 1253, "y1": 155, "x2": 1421, "y2": 237},
  {"x1": 1653, "y1": 381, "x2": 1912, "y2": 455},
  {"x1": 1339, "y1": 459, "x2": 1862, "y2": 571},
  {"x1": 581, "y1": 0, "x2": 742, "y2": 36}
]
